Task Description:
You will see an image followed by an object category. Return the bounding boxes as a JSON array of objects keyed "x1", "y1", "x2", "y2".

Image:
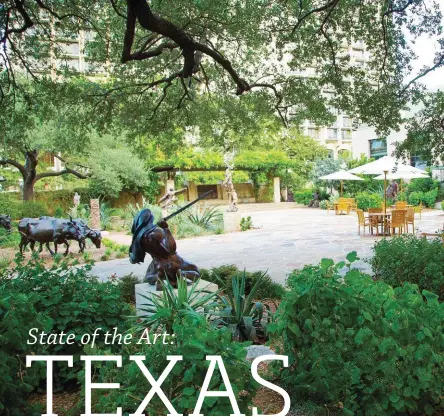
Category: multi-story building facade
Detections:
[{"x1": 299, "y1": 41, "x2": 372, "y2": 159}]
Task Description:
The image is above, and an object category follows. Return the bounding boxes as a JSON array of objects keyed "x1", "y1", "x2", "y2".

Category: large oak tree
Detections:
[{"x1": 0, "y1": 0, "x2": 443, "y2": 138}]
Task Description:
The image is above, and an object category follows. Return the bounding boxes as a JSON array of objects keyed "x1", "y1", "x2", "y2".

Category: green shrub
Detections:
[
  {"x1": 407, "y1": 177, "x2": 439, "y2": 194},
  {"x1": 422, "y1": 188, "x2": 438, "y2": 207},
  {"x1": 441, "y1": 200, "x2": 444, "y2": 211},
  {"x1": 408, "y1": 189, "x2": 438, "y2": 207},
  {"x1": 0, "y1": 287, "x2": 48, "y2": 415},
  {"x1": 200, "y1": 264, "x2": 286, "y2": 300},
  {"x1": 0, "y1": 227, "x2": 20, "y2": 249},
  {"x1": 371, "y1": 236, "x2": 444, "y2": 299},
  {"x1": 20, "y1": 201, "x2": 48, "y2": 218},
  {"x1": 397, "y1": 191, "x2": 407, "y2": 201},
  {"x1": 319, "y1": 200, "x2": 329, "y2": 210},
  {"x1": 90, "y1": 314, "x2": 258, "y2": 416},
  {"x1": 408, "y1": 191, "x2": 422, "y2": 206},
  {"x1": 0, "y1": 195, "x2": 47, "y2": 219},
  {"x1": 270, "y1": 256, "x2": 444, "y2": 415},
  {"x1": 117, "y1": 273, "x2": 141, "y2": 303},
  {"x1": 0, "y1": 194, "x2": 22, "y2": 219},
  {"x1": 293, "y1": 190, "x2": 313, "y2": 205},
  {"x1": 355, "y1": 192, "x2": 382, "y2": 211},
  {"x1": 0, "y1": 257, "x2": 133, "y2": 388},
  {"x1": 53, "y1": 206, "x2": 64, "y2": 218},
  {"x1": 240, "y1": 216, "x2": 252, "y2": 231}
]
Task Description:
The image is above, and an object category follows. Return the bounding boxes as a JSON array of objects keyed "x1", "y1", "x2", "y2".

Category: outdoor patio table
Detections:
[{"x1": 367, "y1": 212, "x2": 391, "y2": 235}]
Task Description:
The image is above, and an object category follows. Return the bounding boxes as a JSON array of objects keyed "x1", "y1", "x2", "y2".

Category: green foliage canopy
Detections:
[{"x1": 1, "y1": 0, "x2": 444, "y2": 138}]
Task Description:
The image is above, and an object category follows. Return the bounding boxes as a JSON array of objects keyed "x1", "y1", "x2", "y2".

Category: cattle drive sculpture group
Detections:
[
  {"x1": 0, "y1": 213, "x2": 101, "y2": 256},
  {"x1": 1, "y1": 191, "x2": 204, "y2": 291}
]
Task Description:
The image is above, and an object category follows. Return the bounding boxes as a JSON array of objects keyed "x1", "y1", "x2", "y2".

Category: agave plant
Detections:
[
  {"x1": 185, "y1": 204, "x2": 222, "y2": 230},
  {"x1": 211, "y1": 270, "x2": 273, "y2": 342},
  {"x1": 139, "y1": 276, "x2": 222, "y2": 332}
]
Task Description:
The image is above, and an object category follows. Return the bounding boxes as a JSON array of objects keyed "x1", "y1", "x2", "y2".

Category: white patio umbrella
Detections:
[
  {"x1": 319, "y1": 170, "x2": 363, "y2": 196},
  {"x1": 348, "y1": 156, "x2": 427, "y2": 212}
]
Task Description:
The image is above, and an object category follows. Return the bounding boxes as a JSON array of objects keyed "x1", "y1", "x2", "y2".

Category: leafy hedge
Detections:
[
  {"x1": 0, "y1": 288, "x2": 48, "y2": 415},
  {"x1": 0, "y1": 257, "x2": 133, "y2": 394},
  {"x1": 0, "y1": 194, "x2": 48, "y2": 219},
  {"x1": 371, "y1": 236, "x2": 444, "y2": 299},
  {"x1": 88, "y1": 314, "x2": 258, "y2": 416},
  {"x1": 270, "y1": 255, "x2": 444, "y2": 415},
  {"x1": 407, "y1": 189, "x2": 438, "y2": 208},
  {"x1": 355, "y1": 191, "x2": 383, "y2": 210},
  {"x1": 293, "y1": 190, "x2": 313, "y2": 205}
]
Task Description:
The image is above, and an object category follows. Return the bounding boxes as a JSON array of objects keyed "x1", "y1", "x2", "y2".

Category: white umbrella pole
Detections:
[
  {"x1": 384, "y1": 170, "x2": 388, "y2": 214},
  {"x1": 340, "y1": 180, "x2": 343, "y2": 197}
]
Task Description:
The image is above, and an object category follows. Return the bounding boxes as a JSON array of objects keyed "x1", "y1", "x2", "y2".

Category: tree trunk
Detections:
[
  {"x1": 22, "y1": 150, "x2": 38, "y2": 201},
  {"x1": 22, "y1": 180, "x2": 35, "y2": 200}
]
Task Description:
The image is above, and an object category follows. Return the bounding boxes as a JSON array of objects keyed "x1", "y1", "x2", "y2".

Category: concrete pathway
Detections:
[{"x1": 92, "y1": 207, "x2": 443, "y2": 284}]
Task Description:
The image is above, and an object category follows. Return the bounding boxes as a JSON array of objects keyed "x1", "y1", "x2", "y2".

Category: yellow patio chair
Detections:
[
  {"x1": 395, "y1": 201, "x2": 407, "y2": 210},
  {"x1": 357, "y1": 209, "x2": 372, "y2": 235},
  {"x1": 336, "y1": 201, "x2": 351, "y2": 215},
  {"x1": 405, "y1": 207, "x2": 415, "y2": 233},
  {"x1": 386, "y1": 209, "x2": 406, "y2": 236},
  {"x1": 414, "y1": 202, "x2": 423, "y2": 219},
  {"x1": 368, "y1": 207, "x2": 383, "y2": 235}
]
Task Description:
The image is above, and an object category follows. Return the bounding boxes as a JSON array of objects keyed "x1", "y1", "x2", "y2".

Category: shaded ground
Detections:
[{"x1": 91, "y1": 205, "x2": 444, "y2": 284}]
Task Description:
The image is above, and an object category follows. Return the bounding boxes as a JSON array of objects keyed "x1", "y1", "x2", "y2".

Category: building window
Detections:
[
  {"x1": 327, "y1": 128, "x2": 338, "y2": 140},
  {"x1": 341, "y1": 129, "x2": 352, "y2": 140},
  {"x1": 342, "y1": 116, "x2": 352, "y2": 128},
  {"x1": 307, "y1": 128, "x2": 319, "y2": 139},
  {"x1": 411, "y1": 155, "x2": 427, "y2": 170},
  {"x1": 369, "y1": 139, "x2": 387, "y2": 159}
]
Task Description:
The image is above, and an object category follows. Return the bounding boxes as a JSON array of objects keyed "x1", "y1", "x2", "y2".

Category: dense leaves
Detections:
[
  {"x1": 0, "y1": 288, "x2": 48, "y2": 415},
  {"x1": 0, "y1": 256, "x2": 133, "y2": 388},
  {"x1": 2, "y1": 0, "x2": 443, "y2": 137},
  {"x1": 270, "y1": 256, "x2": 444, "y2": 415},
  {"x1": 371, "y1": 236, "x2": 444, "y2": 299},
  {"x1": 397, "y1": 91, "x2": 444, "y2": 163},
  {"x1": 89, "y1": 314, "x2": 258, "y2": 416}
]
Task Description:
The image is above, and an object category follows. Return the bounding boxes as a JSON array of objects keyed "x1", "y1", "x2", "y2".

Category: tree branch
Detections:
[
  {"x1": 0, "y1": 158, "x2": 26, "y2": 177},
  {"x1": 399, "y1": 53, "x2": 444, "y2": 96},
  {"x1": 1, "y1": 1, "x2": 34, "y2": 43},
  {"x1": 35, "y1": 167, "x2": 89, "y2": 181}
]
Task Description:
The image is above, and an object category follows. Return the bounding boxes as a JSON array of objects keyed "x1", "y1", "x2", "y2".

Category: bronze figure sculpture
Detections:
[
  {"x1": 0, "y1": 215, "x2": 12, "y2": 233},
  {"x1": 129, "y1": 209, "x2": 200, "y2": 289},
  {"x1": 158, "y1": 187, "x2": 187, "y2": 209}
]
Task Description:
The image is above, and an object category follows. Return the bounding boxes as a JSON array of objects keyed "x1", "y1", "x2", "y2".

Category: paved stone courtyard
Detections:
[{"x1": 92, "y1": 205, "x2": 443, "y2": 284}]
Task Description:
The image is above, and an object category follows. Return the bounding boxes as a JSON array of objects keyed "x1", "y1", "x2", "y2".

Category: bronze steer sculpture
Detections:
[
  {"x1": 39, "y1": 217, "x2": 102, "y2": 253},
  {"x1": 129, "y1": 209, "x2": 200, "y2": 290},
  {"x1": 18, "y1": 217, "x2": 84, "y2": 256},
  {"x1": 0, "y1": 215, "x2": 12, "y2": 233}
]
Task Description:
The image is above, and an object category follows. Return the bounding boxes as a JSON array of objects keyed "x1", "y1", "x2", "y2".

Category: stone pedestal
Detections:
[
  {"x1": 223, "y1": 210, "x2": 242, "y2": 232},
  {"x1": 135, "y1": 280, "x2": 218, "y2": 316},
  {"x1": 90, "y1": 199, "x2": 100, "y2": 230}
]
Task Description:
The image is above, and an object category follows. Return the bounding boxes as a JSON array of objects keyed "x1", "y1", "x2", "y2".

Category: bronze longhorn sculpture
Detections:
[
  {"x1": 0, "y1": 215, "x2": 12, "y2": 233},
  {"x1": 39, "y1": 217, "x2": 102, "y2": 253},
  {"x1": 18, "y1": 217, "x2": 84, "y2": 256}
]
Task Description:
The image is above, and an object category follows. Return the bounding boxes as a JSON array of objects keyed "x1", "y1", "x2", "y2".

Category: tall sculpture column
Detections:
[{"x1": 90, "y1": 199, "x2": 101, "y2": 230}]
